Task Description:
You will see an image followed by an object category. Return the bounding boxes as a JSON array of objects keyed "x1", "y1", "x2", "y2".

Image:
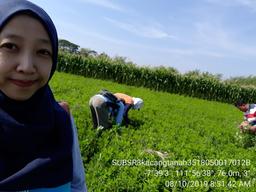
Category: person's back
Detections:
[{"x1": 114, "y1": 93, "x2": 134, "y2": 105}]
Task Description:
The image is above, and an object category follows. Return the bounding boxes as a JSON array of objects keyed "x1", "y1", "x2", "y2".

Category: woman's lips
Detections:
[{"x1": 9, "y1": 79, "x2": 36, "y2": 87}]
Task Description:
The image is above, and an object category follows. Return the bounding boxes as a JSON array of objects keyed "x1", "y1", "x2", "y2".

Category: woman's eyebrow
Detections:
[
  {"x1": 37, "y1": 38, "x2": 51, "y2": 45},
  {"x1": 1, "y1": 33, "x2": 51, "y2": 45},
  {"x1": 1, "y1": 33, "x2": 22, "y2": 40}
]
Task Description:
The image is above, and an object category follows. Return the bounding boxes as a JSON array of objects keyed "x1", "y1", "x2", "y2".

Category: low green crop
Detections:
[{"x1": 50, "y1": 72, "x2": 256, "y2": 192}]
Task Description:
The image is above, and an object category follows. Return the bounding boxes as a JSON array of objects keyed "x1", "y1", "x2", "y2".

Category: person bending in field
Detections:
[
  {"x1": 114, "y1": 92, "x2": 143, "y2": 126},
  {"x1": 89, "y1": 90, "x2": 143, "y2": 129},
  {"x1": 234, "y1": 100, "x2": 256, "y2": 134}
]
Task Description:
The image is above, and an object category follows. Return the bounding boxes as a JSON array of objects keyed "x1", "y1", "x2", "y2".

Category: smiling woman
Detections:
[
  {"x1": 0, "y1": 0, "x2": 86, "y2": 191},
  {"x1": 0, "y1": 14, "x2": 52, "y2": 101}
]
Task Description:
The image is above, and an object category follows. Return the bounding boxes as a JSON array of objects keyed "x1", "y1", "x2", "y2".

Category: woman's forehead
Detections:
[{"x1": 0, "y1": 14, "x2": 51, "y2": 43}]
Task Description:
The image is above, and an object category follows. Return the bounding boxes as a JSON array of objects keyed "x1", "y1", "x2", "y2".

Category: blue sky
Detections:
[{"x1": 32, "y1": 0, "x2": 256, "y2": 78}]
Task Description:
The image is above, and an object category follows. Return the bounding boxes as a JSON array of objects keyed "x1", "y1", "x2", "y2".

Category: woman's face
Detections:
[{"x1": 0, "y1": 14, "x2": 53, "y2": 101}]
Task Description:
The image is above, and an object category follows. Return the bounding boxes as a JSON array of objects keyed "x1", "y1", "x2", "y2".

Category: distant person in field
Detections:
[
  {"x1": 89, "y1": 90, "x2": 143, "y2": 129},
  {"x1": 114, "y1": 92, "x2": 143, "y2": 125},
  {"x1": 234, "y1": 100, "x2": 256, "y2": 133},
  {"x1": 0, "y1": 1, "x2": 87, "y2": 191}
]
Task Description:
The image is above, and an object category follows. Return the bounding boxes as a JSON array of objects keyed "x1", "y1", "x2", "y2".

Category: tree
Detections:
[
  {"x1": 153, "y1": 65, "x2": 179, "y2": 74},
  {"x1": 79, "y1": 48, "x2": 98, "y2": 57},
  {"x1": 59, "y1": 39, "x2": 79, "y2": 53}
]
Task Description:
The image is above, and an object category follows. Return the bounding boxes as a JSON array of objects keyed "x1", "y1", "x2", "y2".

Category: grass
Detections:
[{"x1": 50, "y1": 72, "x2": 256, "y2": 192}]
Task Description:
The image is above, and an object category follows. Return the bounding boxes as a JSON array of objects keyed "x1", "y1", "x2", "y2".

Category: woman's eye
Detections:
[
  {"x1": 0, "y1": 42, "x2": 17, "y2": 51},
  {"x1": 38, "y1": 49, "x2": 52, "y2": 57}
]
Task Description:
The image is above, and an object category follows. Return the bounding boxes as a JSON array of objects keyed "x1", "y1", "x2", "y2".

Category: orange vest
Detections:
[{"x1": 114, "y1": 93, "x2": 134, "y2": 105}]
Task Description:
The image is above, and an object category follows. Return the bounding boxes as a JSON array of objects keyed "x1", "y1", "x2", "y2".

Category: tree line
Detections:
[{"x1": 58, "y1": 39, "x2": 256, "y2": 86}]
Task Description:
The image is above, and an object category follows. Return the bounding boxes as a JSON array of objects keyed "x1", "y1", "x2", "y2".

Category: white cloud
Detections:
[
  {"x1": 57, "y1": 19, "x2": 223, "y2": 59},
  {"x1": 194, "y1": 21, "x2": 256, "y2": 57},
  {"x1": 166, "y1": 48, "x2": 225, "y2": 58},
  {"x1": 77, "y1": 0, "x2": 125, "y2": 12},
  {"x1": 104, "y1": 17, "x2": 176, "y2": 39},
  {"x1": 205, "y1": 0, "x2": 256, "y2": 11},
  {"x1": 195, "y1": 22, "x2": 232, "y2": 49},
  {"x1": 231, "y1": 0, "x2": 256, "y2": 9}
]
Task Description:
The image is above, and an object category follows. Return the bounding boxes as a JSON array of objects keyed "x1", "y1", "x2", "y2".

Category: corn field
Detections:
[{"x1": 57, "y1": 52, "x2": 256, "y2": 104}]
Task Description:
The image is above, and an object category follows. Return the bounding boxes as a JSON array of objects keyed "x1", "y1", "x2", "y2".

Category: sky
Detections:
[{"x1": 31, "y1": 0, "x2": 256, "y2": 79}]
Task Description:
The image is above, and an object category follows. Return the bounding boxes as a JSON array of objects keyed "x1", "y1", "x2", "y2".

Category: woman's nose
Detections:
[{"x1": 16, "y1": 51, "x2": 36, "y2": 74}]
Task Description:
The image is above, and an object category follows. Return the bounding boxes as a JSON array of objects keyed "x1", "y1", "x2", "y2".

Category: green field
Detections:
[{"x1": 50, "y1": 72, "x2": 256, "y2": 192}]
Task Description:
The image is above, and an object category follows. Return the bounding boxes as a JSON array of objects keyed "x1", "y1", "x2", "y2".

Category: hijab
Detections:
[{"x1": 0, "y1": 0, "x2": 73, "y2": 190}]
